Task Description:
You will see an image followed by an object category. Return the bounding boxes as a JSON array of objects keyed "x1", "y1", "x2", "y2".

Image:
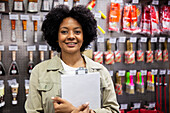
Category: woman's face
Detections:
[{"x1": 58, "y1": 17, "x2": 83, "y2": 54}]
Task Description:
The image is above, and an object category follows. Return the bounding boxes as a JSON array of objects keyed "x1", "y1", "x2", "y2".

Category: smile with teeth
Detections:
[{"x1": 65, "y1": 42, "x2": 77, "y2": 45}]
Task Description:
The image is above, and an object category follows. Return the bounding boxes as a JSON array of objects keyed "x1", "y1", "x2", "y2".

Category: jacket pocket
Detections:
[{"x1": 37, "y1": 82, "x2": 53, "y2": 91}]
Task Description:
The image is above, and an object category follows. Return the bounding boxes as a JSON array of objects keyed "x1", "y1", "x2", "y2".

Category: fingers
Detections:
[
  {"x1": 90, "y1": 109, "x2": 95, "y2": 113},
  {"x1": 51, "y1": 96, "x2": 65, "y2": 103},
  {"x1": 77, "y1": 102, "x2": 89, "y2": 111},
  {"x1": 83, "y1": 105, "x2": 89, "y2": 113}
]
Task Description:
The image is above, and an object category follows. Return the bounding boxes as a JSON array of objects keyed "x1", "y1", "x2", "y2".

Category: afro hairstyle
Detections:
[{"x1": 41, "y1": 5, "x2": 97, "y2": 52}]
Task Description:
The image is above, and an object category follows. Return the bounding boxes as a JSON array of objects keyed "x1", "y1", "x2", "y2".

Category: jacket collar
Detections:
[
  {"x1": 46, "y1": 53, "x2": 101, "y2": 72},
  {"x1": 46, "y1": 53, "x2": 63, "y2": 72}
]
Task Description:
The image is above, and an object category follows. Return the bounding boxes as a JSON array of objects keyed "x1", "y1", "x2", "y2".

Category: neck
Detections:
[{"x1": 61, "y1": 51, "x2": 85, "y2": 68}]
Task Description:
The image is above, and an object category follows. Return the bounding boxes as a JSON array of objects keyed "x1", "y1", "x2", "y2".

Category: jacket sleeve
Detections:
[
  {"x1": 94, "y1": 66, "x2": 120, "y2": 113},
  {"x1": 25, "y1": 66, "x2": 44, "y2": 113}
]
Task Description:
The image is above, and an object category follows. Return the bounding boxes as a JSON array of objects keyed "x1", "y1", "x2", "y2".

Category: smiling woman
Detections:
[
  {"x1": 58, "y1": 17, "x2": 84, "y2": 55},
  {"x1": 25, "y1": 5, "x2": 120, "y2": 113}
]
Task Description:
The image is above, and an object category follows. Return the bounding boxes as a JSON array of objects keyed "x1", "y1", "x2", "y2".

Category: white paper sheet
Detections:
[{"x1": 61, "y1": 72, "x2": 101, "y2": 109}]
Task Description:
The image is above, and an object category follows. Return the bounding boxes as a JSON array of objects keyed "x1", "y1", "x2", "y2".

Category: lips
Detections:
[{"x1": 65, "y1": 42, "x2": 77, "y2": 47}]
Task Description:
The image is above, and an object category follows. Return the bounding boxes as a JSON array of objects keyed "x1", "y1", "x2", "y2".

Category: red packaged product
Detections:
[
  {"x1": 141, "y1": 5, "x2": 151, "y2": 35},
  {"x1": 160, "y1": 5, "x2": 170, "y2": 35},
  {"x1": 123, "y1": 4, "x2": 131, "y2": 33},
  {"x1": 109, "y1": 2, "x2": 121, "y2": 32},
  {"x1": 150, "y1": 5, "x2": 160, "y2": 36}
]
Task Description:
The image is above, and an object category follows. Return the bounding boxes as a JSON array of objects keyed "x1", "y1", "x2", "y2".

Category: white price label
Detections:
[
  {"x1": 118, "y1": 70, "x2": 126, "y2": 76},
  {"x1": 27, "y1": 45, "x2": 36, "y2": 51},
  {"x1": 120, "y1": 104, "x2": 128, "y2": 110},
  {"x1": 149, "y1": 102, "x2": 155, "y2": 108},
  {"x1": 134, "y1": 103, "x2": 141, "y2": 109},
  {"x1": 119, "y1": 37, "x2": 126, "y2": 43},
  {"x1": 0, "y1": 45, "x2": 4, "y2": 51},
  {"x1": 152, "y1": 0, "x2": 159, "y2": 5},
  {"x1": 97, "y1": 38, "x2": 104, "y2": 42},
  {"x1": 130, "y1": 70, "x2": 136, "y2": 75},
  {"x1": 159, "y1": 70, "x2": 166, "y2": 75},
  {"x1": 9, "y1": 14, "x2": 19, "y2": 20},
  {"x1": 151, "y1": 37, "x2": 157, "y2": 43},
  {"x1": 109, "y1": 71, "x2": 113, "y2": 77},
  {"x1": 109, "y1": 38, "x2": 116, "y2": 44},
  {"x1": 132, "y1": 0, "x2": 139, "y2": 4},
  {"x1": 151, "y1": 69, "x2": 158, "y2": 75},
  {"x1": 9, "y1": 45, "x2": 18, "y2": 51},
  {"x1": 140, "y1": 37, "x2": 147, "y2": 42},
  {"x1": 0, "y1": 3, "x2": 5, "y2": 12},
  {"x1": 32, "y1": 15, "x2": 41, "y2": 21},
  {"x1": 159, "y1": 37, "x2": 165, "y2": 42},
  {"x1": 167, "y1": 70, "x2": 170, "y2": 75},
  {"x1": 141, "y1": 70, "x2": 147, "y2": 75},
  {"x1": 168, "y1": 38, "x2": 170, "y2": 43},
  {"x1": 39, "y1": 45, "x2": 47, "y2": 51},
  {"x1": 95, "y1": 13, "x2": 101, "y2": 18},
  {"x1": 20, "y1": 15, "x2": 29, "y2": 20},
  {"x1": 130, "y1": 37, "x2": 137, "y2": 43},
  {"x1": 114, "y1": 0, "x2": 123, "y2": 3}
]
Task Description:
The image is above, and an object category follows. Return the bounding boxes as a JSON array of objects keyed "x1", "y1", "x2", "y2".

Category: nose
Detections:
[{"x1": 67, "y1": 31, "x2": 75, "y2": 40}]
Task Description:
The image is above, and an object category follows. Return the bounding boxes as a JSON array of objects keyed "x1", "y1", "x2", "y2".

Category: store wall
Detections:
[{"x1": 0, "y1": 0, "x2": 169, "y2": 113}]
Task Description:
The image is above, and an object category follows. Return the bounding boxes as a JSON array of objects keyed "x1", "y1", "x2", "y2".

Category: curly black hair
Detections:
[{"x1": 41, "y1": 5, "x2": 97, "y2": 52}]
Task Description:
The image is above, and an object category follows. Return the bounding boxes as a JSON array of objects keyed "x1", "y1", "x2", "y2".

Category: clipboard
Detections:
[{"x1": 61, "y1": 68, "x2": 101, "y2": 109}]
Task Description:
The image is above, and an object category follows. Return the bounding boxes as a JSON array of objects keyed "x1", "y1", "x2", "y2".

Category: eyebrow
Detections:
[{"x1": 59, "y1": 27, "x2": 82, "y2": 30}]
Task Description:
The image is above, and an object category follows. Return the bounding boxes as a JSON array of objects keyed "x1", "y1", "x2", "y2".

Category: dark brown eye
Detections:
[
  {"x1": 61, "y1": 31, "x2": 68, "y2": 34},
  {"x1": 74, "y1": 31, "x2": 81, "y2": 34}
]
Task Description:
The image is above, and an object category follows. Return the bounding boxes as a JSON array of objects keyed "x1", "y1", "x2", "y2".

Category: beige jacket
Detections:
[{"x1": 25, "y1": 54, "x2": 120, "y2": 113}]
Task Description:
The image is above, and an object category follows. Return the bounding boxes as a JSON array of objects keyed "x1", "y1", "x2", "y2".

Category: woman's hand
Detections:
[
  {"x1": 71, "y1": 103, "x2": 89, "y2": 113},
  {"x1": 51, "y1": 97, "x2": 76, "y2": 113}
]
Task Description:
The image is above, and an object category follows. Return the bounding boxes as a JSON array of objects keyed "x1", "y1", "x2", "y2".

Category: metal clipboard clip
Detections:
[{"x1": 75, "y1": 67, "x2": 88, "y2": 75}]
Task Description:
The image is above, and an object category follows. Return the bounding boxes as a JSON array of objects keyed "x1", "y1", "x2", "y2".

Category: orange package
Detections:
[
  {"x1": 109, "y1": 2, "x2": 121, "y2": 32},
  {"x1": 123, "y1": 4, "x2": 131, "y2": 33},
  {"x1": 131, "y1": 5, "x2": 141, "y2": 33}
]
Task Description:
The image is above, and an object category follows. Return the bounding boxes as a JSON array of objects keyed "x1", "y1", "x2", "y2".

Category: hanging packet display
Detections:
[
  {"x1": 114, "y1": 39, "x2": 121, "y2": 63},
  {"x1": 155, "y1": 43, "x2": 162, "y2": 61},
  {"x1": 12, "y1": 0, "x2": 25, "y2": 12},
  {"x1": 115, "y1": 72, "x2": 122, "y2": 95},
  {"x1": 52, "y1": 0, "x2": 59, "y2": 8},
  {"x1": 141, "y1": 5, "x2": 151, "y2": 35},
  {"x1": 41, "y1": 0, "x2": 50, "y2": 12},
  {"x1": 136, "y1": 72, "x2": 144, "y2": 93},
  {"x1": 27, "y1": 0, "x2": 38, "y2": 13},
  {"x1": 104, "y1": 40, "x2": 114, "y2": 64},
  {"x1": 108, "y1": 2, "x2": 122, "y2": 32},
  {"x1": 93, "y1": 51, "x2": 103, "y2": 64},
  {"x1": 125, "y1": 40, "x2": 135, "y2": 64},
  {"x1": 137, "y1": 40, "x2": 144, "y2": 62},
  {"x1": 160, "y1": 5, "x2": 170, "y2": 35},
  {"x1": 163, "y1": 41, "x2": 168, "y2": 62},
  {"x1": 131, "y1": 5, "x2": 141, "y2": 34},
  {"x1": 123, "y1": 4, "x2": 131, "y2": 33},
  {"x1": 146, "y1": 40, "x2": 153, "y2": 63},
  {"x1": 150, "y1": 5, "x2": 160, "y2": 36},
  {"x1": 0, "y1": 0, "x2": 9, "y2": 14}
]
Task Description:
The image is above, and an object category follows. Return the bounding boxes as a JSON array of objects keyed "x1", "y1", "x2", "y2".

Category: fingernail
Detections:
[
  {"x1": 85, "y1": 102, "x2": 89, "y2": 105},
  {"x1": 51, "y1": 97, "x2": 55, "y2": 99}
]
